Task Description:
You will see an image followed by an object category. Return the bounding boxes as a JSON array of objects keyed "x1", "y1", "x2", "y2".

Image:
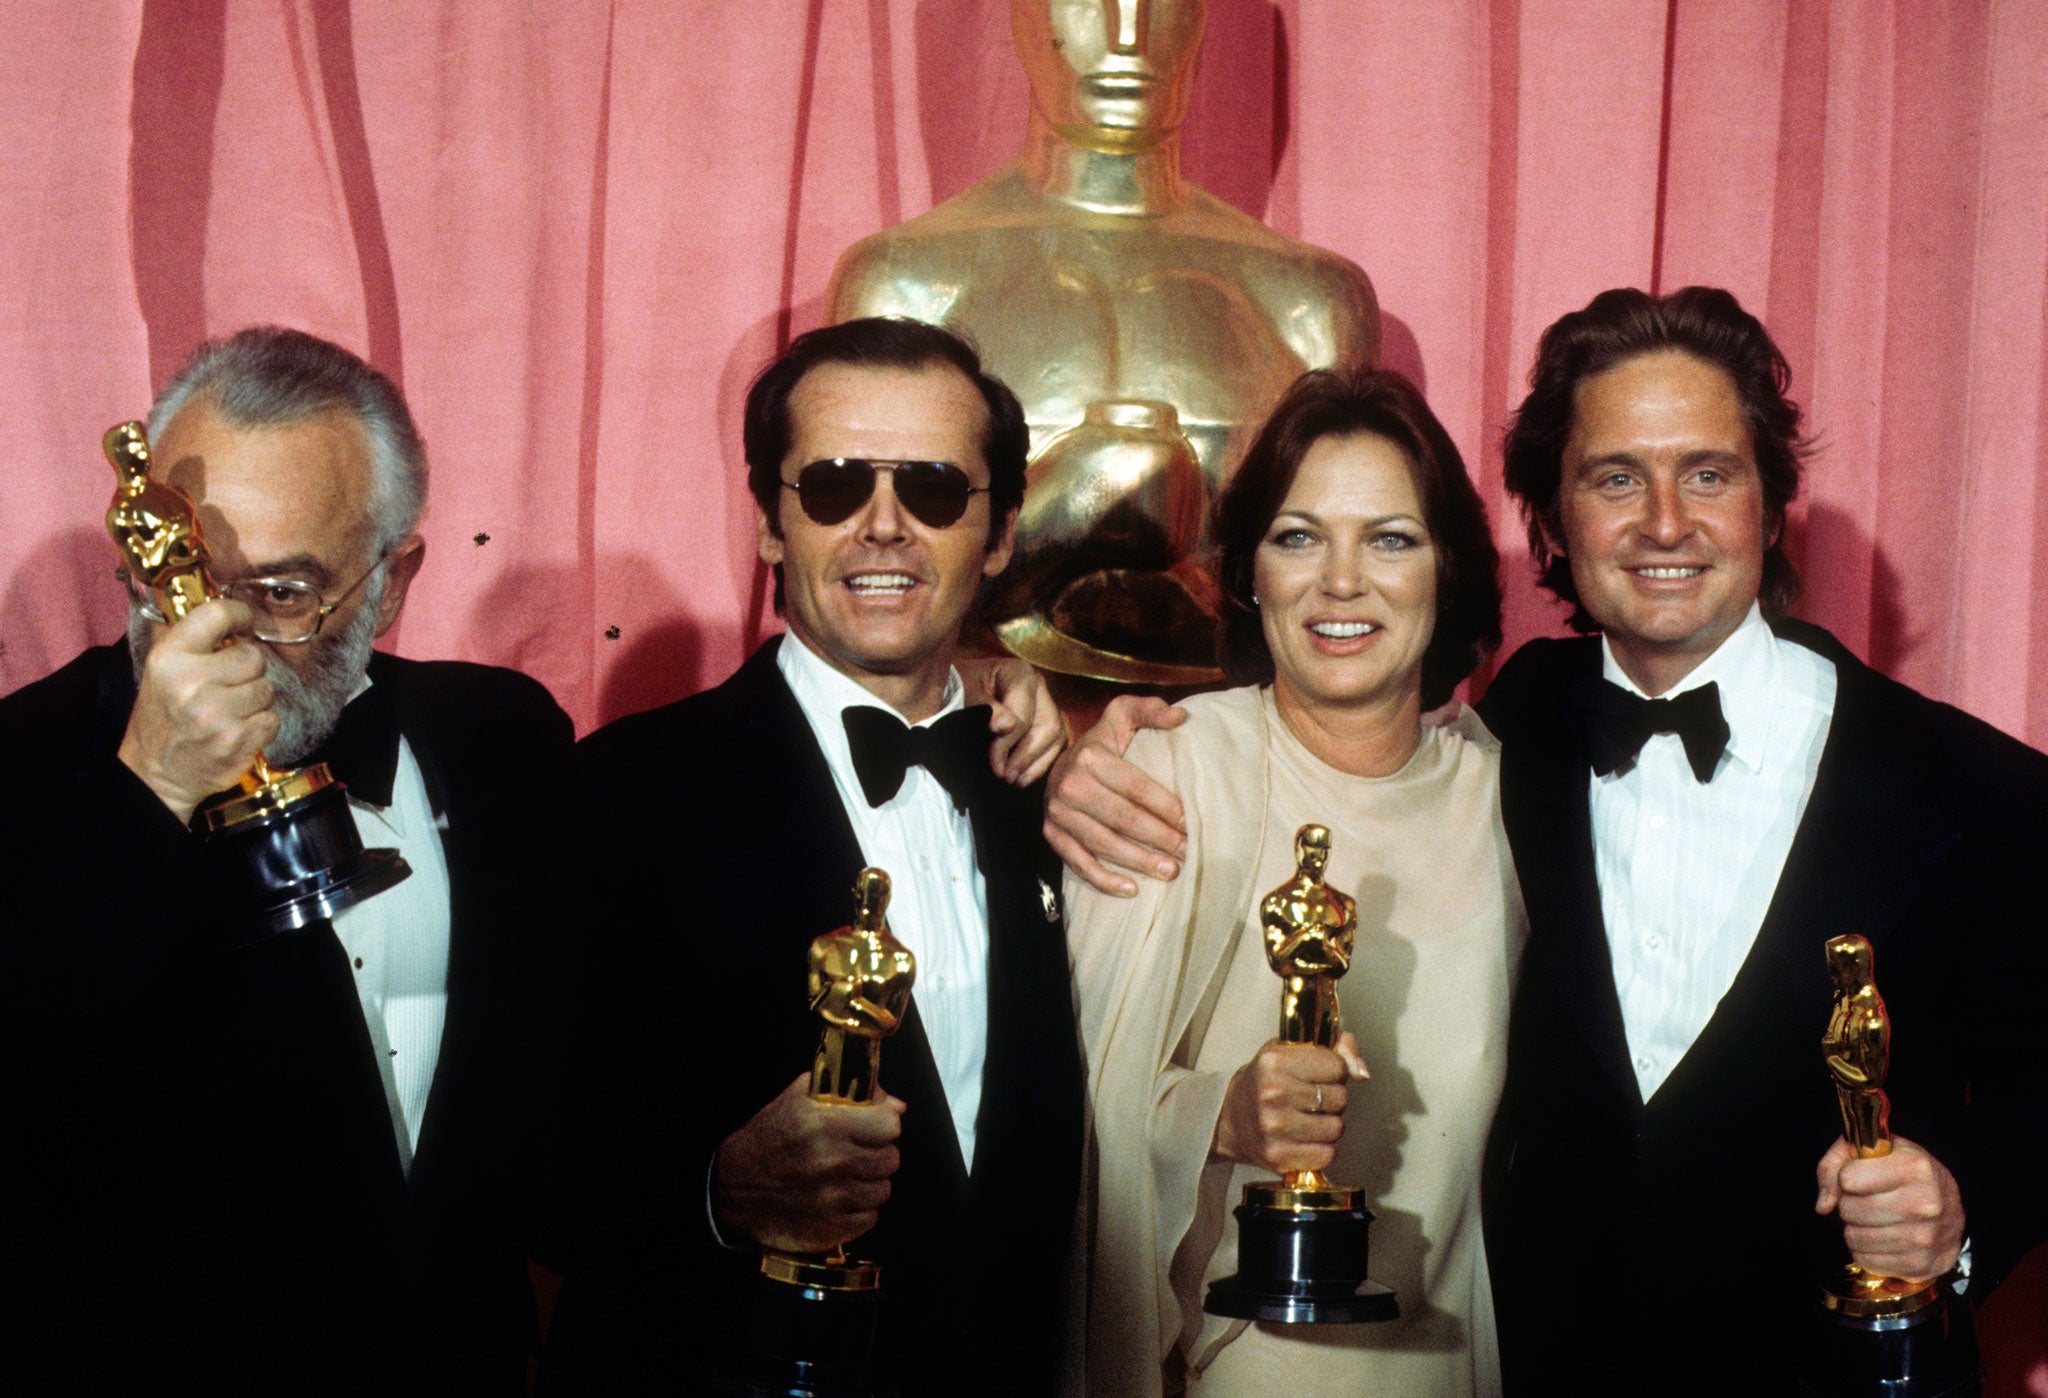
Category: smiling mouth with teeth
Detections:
[
  {"x1": 1631, "y1": 566, "x2": 1705, "y2": 580},
  {"x1": 847, "y1": 573, "x2": 917, "y2": 595},
  {"x1": 1309, "y1": 620, "x2": 1380, "y2": 638}
]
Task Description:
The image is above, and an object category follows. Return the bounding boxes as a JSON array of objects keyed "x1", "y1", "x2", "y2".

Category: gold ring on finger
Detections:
[{"x1": 1313, "y1": 1086, "x2": 1324, "y2": 1114}]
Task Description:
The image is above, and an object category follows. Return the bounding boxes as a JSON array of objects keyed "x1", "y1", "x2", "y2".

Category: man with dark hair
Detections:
[
  {"x1": 0, "y1": 326, "x2": 574, "y2": 1392},
  {"x1": 1479, "y1": 285, "x2": 2047, "y2": 1390},
  {"x1": 1043, "y1": 286, "x2": 2048, "y2": 1392},
  {"x1": 543, "y1": 317, "x2": 1082, "y2": 1396}
]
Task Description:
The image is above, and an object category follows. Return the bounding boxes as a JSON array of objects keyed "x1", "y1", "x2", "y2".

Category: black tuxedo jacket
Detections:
[
  {"x1": 0, "y1": 643, "x2": 572, "y2": 1394},
  {"x1": 1478, "y1": 619, "x2": 2048, "y2": 1395},
  {"x1": 543, "y1": 639, "x2": 1084, "y2": 1397}
]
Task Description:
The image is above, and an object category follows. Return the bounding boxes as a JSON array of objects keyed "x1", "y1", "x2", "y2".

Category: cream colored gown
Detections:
[{"x1": 1067, "y1": 686, "x2": 1525, "y2": 1398}]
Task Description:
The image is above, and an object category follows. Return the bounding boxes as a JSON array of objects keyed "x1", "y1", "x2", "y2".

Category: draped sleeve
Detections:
[{"x1": 1063, "y1": 688, "x2": 1273, "y2": 1398}]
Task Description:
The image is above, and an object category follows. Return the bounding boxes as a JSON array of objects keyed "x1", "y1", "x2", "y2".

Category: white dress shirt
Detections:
[
  {"x1": 778, "y1": 633, "x2": 990, "y2": 1172},
  {"x1": 330, "y1": 705, "x2": 452, "y2": 1174},
  {"x1": 1593, "y1": 604, "x2": 1836, "y2": 1101}
]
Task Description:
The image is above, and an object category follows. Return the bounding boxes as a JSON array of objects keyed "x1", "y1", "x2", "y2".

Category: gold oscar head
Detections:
[
  {"x1": 853, "y1": 867, "x2": 891, "y2": 934},
  {"x1": 104, "y1": 421, "x2": 153, "y2": 490},
  {"x1": 1295, "y1": 823, "x2": 1333, "y2": 880},
  {"x1": 1826, "y1": 933, "x2": 1875, "y2": 995}
]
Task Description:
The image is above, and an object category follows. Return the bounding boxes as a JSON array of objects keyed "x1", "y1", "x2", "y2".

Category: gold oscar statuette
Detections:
[
  {"x1": 732, "y1": 870, "x2": 914, "y2": 1395},
  {"x1": 103, "y1": 422, "x2": 408, "y2": 933},
  {"x1": 1809, "y1": 934, "x2": 1980, "y2": 1396},
  {"x1": 1257, "y1": 823, "x2": 1356, "y2": 1206},
  {"x1": 760, "y1": 868, "x2": 916, "y2": 1296},
  {"x1": 1819, "y1": 934, "x2": 1938, "y2": 1319},
  {"x1": 1204, "y1": 825, "x2": 1396, "y2": 1324}
]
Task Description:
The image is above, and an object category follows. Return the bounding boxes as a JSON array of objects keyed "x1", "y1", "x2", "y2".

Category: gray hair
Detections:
[{"x1": 146, "y1": 326, "x2": 427, "y2": 556}]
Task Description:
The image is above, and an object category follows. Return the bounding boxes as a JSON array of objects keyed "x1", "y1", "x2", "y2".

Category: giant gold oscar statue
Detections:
[
  {"x1": 828, "y1": 0, "x2": 1377, "y2": 685},
  {"x1": 1804, "y1": 935, "x2": 1980, "y2": 1398},
  {"x1": 1204, "y1": 825, "x2": 1397, "y2": 1325},
  {"x1": 103, "y1": 422, "x2": 409, "y2": 935},
  {"x1": 729, "y1": 869, "x2": 914, "y2": 1398}
]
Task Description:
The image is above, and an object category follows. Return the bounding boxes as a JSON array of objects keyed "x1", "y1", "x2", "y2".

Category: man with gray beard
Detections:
[{"x1": 0, "y1": 327, "x2": 573, "y2": 1394}]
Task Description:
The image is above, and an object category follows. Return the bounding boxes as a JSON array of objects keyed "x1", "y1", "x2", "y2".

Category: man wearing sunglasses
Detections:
[
  {"x1": 0, "y1": 327, "x2": 573, "y2": 1392},
  {"x1": 544, "y1": 318, "x2": 1083, "y2": 1397}
]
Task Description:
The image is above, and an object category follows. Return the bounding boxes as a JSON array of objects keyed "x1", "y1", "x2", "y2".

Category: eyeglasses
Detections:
[
  {"x1": 781, "y1": 458, "x2": 989, "y2": 529},
  {"x1": 123, "y1": 554, "x2": 387, "y2": 644}
]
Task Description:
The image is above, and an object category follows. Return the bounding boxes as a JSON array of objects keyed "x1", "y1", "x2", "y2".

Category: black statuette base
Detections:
[
  {"x1": 1800, "y1": 1286, "x2": 1981, "y2": 1398},
  {"x1": 203, "y1": 778, "x2": 409, "y2": 941},
  {"x1": 710, "y1": 1272, "x2": 896, "y2": 1398},
  {"x1": 1204, "y1": 1195, "x2": 1400, "y2": 1326}
]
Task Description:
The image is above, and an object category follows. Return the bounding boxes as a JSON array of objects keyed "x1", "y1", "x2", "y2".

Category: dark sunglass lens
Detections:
[
  {"x1": 795, "y1": 459, "x2": 876, "y2": 524},
  {"x1": 892, "y1": 461, "x2": 974, "y2": 527}
]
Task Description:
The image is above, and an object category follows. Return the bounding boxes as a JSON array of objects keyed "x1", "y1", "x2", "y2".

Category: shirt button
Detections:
[
  {"x1": 1636, "y1": 1055, "x2": 1653, "y2": 1072},
  {"x1": 1648, "y1": 814, "x2": 1667, "y2": 831},
  {"x1": 1645, "y1": 936, "x2": 1661, "y2": 951}
]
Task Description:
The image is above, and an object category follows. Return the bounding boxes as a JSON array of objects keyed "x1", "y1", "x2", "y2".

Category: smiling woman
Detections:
[{"x1": 1066, "y1": 367, "x2": 1526, "y2": 1398}]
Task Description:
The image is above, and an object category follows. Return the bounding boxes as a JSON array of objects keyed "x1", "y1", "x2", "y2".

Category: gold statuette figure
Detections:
[
  {"x1": 807, "y1": 869, "x2": 918, "y2": 1107},
  {"x1": 103, "y1": 422, "x2": 407, "y2": 932},
  {"x1": 1262, "y1": 823, "x2": 1355, "y2": 1061},
  {"x1": 829, "y1": 0, "x2": 1377, "y2": 683},
  {"x1": 761, "y1": 869, "x2": 916, "y2": 1296},
  {"x1": 1205, "y1": 822, "x2": 1394, "y2": 1323},
  {"x1": 1819, "y1": 934, "x2": 1938, "y2": 1319},
  {"x1": 106, "y1": 422, "x2": 213, "y2": 629}
]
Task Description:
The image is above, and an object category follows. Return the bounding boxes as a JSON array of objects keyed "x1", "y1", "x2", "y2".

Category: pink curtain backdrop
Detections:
[
  {"x1": 6, "y1": 0, "x2": 2048, "y2": 749},
  {"x1": 2, "y1": 1, "x2": 2045, "y2": 1385}
]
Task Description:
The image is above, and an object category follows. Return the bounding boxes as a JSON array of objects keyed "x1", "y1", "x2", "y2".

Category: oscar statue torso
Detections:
[
  {"x1": 105, "y1": 421, "x2": 213, "y2": 623},
  {"x1": 1260, "y1": 824, "x2": 1356, "y2": 1051},
  {"x1": 807, "y1": 869, "x2": 917, "y2": 1106},
  {"x1": 1823, "y1": 938, "x2": 1893, "y2": 1159},
  {"x1": 828, "y1": 0, "x2": 1377, "y2": 683}
]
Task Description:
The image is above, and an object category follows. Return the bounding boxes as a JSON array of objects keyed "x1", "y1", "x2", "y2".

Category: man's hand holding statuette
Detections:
[
  {"x1": 1814, "y1": 1134, "x2": 1965, "y2": 1283},
  {"x1": 118, "y1": 599, "x2": 276, "y2": 824},
  {"x1": 713, "y1": 1074, "x2": 906, "y2": 1255}
]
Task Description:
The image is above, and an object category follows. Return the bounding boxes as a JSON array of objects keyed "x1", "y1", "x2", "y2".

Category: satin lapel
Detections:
[
  {"x1": 963, "y1": 771, "x2": 1052, "y2": 1189},
  {"x1": 1502, "y1": 644, "x2": 1639, "y2": 1104},
  {"x1": 1671, "y1": 631, "x2": 1959, "y2": 1087},
  {"x1": 957, "y1": 764, "x2": 1081, "y2": 1291}
]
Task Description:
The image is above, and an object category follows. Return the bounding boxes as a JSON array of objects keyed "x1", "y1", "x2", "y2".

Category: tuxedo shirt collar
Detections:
[
  {"x1": 1599, "y1": 602, "x2": 1781, "y2": 777},
  {"x1": 774, "y1": 629, "x2": 965, "y2": 755}
]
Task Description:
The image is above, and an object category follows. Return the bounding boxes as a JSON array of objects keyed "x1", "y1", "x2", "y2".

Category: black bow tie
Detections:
[
  {"x1": 1564, "y1": 674, "x2": 1730, "y2": 783},
  {"x1": 302, "y1": 678, "x2": 402, "y2": 807},
  {"x1": 842, "y1": 704, "x2": 991, "y2": 811}
]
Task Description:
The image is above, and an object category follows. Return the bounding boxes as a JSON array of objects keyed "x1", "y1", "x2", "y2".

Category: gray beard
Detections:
[{"x1": 128, "y1": 574, "x2": 384, "y2": 766}]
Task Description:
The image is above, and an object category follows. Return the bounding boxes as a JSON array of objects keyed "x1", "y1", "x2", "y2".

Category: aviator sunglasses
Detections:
[{"x1": 782, "y1": 457, "x2": 988, "y2": 529}]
